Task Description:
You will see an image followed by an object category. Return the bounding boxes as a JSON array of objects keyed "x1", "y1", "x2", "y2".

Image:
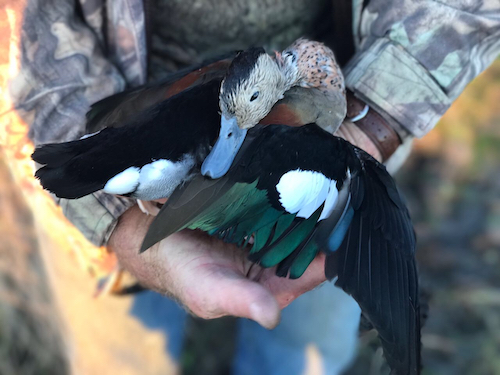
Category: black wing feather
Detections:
[
  {"x1": 32, "y1": 141, "x2": 85, "y2": 168},
  {"x1": 324, "y1": 154, "x2": 420, "y2": 375},
  {"x1": 86, "y1": 52, "x2": 236, "y2": 133},
  {"x1": 33, "y1": 137, "x2": 111, "y2": 198},
  {"x1": 32, "y1": 81, "x2": 221, "y2": 200}
]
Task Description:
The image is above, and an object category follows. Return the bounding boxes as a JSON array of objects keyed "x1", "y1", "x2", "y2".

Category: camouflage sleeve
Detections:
[
  {"x1": 344, "y1": 0, "x2": 500, "y2": 137},
  {"x1": 11, "y1": 0, "x2": 135, "y2": 246}
]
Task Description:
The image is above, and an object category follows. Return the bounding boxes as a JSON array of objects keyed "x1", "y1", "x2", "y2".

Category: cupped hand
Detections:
[{"x1": 109, "y1": 121, "x2": 379, "y2": 328}]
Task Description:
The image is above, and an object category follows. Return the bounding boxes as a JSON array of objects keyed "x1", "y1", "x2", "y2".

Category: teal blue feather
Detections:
[
  {"x1": 327, "y1": 206, "x2": 355, "y2": 253},
  {"x1": 252, "y1": 224, "x2": 275, "y2": 254},
  {"x1": 270, "y1": 214, "x2": 297, "y2": 244},
  {"x1": 231, "y1": 207, "x2": 282, "y2": 249}
]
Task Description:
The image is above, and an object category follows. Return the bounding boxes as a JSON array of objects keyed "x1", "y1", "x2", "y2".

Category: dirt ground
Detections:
[
  {"x1": 0, "y1": 61, "x2": 499, "y2": 375},
  {"x1": 0, "y1": 155, "x2": 68, "y2": 375}
]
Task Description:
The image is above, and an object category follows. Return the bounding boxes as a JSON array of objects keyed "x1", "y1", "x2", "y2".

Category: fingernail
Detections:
[{"x1": 250, "y1": 302, "x2": 280, "y2": 329}]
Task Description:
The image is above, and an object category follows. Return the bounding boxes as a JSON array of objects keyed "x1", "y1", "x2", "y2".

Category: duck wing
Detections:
[
  {"x1": 141, "y1": 170, "x2": 331, "y2": 280},
  {"x1": 141, "y1": 124, "x2": 420, "y2": 375},
  {"x1": 141, "y1": 125, "x2": 354, "y2": 278},
  {"x1": 33, "y1": 80, "x2": 221, "y2": 200},
  {"x1": 319, "y1": 150, "x2": 420, "y2": 375},
  {"x1": 86, "y1": 53, "x2": 235, "y2": 133}
]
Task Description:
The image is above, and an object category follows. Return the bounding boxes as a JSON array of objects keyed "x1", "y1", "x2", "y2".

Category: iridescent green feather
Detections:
[
  {"x1": 290, "y1": 242, "x2": 319, "y2": 278},
  {"x1": 186, "y1": 180, "x2": 268, "y2": 233},
  {"x1": 259, "y1": 208, "x2": 321, "y2": 268},
  {"x1": 169, "y1": 179, "x2": 323, "y2": 278},
  {"x1": 231, "y1": 207, "x2": 283, "y2": 248}
]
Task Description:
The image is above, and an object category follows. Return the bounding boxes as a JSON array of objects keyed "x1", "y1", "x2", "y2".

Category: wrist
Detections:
[
  {"x1": 107, "y1": 205, "x2": 165, "y2": 292},
  {"x1": 335, "y1": 121, "x2": 383, "y2": 162},
  {"x1": 108, "y1": 205, "x2": 154, "y2": 254},
  {"x1": 345, "y1": 90, "x2": 402, "y2": 162}
]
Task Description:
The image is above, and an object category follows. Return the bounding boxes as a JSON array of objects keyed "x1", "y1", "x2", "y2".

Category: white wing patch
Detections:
[
  {"x1": 276, "y1": 169, "x2": 338, "y2": 219},
  {"x1": 104, "y1": 167, "x2": 140, "y2": 195},
  {"x1": 297, "y1": 176, "x2": 330, "y2": 218},
  {"x1": 319, "y1": 179, "x2": 339, "y2": 221}
]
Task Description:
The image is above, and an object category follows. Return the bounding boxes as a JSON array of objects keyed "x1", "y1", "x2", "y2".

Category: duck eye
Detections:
[{"x1": 250, "y1": 91, "x2": 259, "y2": 102}]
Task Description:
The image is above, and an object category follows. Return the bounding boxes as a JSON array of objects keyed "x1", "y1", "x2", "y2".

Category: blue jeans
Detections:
[{"x1": 130, "y1": 282, "x2": 361, "y2": 375}]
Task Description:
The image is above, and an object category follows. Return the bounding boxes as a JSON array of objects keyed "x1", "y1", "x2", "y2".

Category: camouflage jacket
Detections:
[{"x1": 11, "y1": 0, "x2": 500, "y2": 247}]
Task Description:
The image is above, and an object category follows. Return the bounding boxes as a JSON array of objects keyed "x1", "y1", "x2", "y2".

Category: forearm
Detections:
[
  {"x1": 335, "y1": 121, "x2": 382, "y2": 162},
  {"x1": 346, "y1": 0, "x2": 500, "y2": 138},
  {"x1": 106, "y1": 205, "x2": 162, "y2": 292},
  {"x1": 14, "y1": 0, "x2": 127, "y2": 144},
  {"x1": 14, "y1": 0, "x2": 136, "y2": 246}
]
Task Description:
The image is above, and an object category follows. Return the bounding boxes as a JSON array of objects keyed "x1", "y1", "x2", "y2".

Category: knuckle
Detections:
[{"x1": 184, "y1": 293, "x2": 221, "y2": 320}]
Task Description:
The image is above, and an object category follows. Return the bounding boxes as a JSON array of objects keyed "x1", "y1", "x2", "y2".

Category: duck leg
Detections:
[{"x1": 137, "y1": 199, "x2": 165, "y2": 216}]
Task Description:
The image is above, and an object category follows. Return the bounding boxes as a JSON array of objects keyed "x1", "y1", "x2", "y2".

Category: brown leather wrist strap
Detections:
[{"x1": 346, "y1": 90, "x2": 402, "y2": 162}]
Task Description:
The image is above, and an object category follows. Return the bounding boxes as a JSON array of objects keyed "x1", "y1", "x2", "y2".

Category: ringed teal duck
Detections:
[
  {"x1": 32, "y1": 38, "x2": 421, "y2": 374},
  {"x1": 32, "y1": 39, "x2": 346, "y2": 203},
  {"x1": 143, "y1": 123, "x2": 421, "y2": 375}
]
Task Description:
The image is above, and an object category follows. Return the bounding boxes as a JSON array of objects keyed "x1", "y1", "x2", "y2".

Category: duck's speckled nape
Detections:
[
  {"x1": 282, "y1": 38, "x2": 346, "y2": 97},
  {"x1": 272, "y1": 38, "x2": 347, "y2": 134}
]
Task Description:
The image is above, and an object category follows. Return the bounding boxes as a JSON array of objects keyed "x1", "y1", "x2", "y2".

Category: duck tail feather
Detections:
[{"x1": 32, "y1": 137, "x2": 113, "y2": 199}]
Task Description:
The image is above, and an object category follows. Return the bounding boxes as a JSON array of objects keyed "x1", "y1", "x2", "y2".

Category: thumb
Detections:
[{"x1": 186, "y1": 268, "x2": 281, "y2": 329}]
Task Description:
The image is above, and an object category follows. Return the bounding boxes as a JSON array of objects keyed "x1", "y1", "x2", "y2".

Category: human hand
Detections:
[
  {"x1": 108, "y1": 122, "x2": 382, "y2": 328},
  {"x1": 335, "y1": 120, "x2": 383, "y2": 162},
  {"x1": 108, "y1": 205, "x2": 327, "y2": 328}
]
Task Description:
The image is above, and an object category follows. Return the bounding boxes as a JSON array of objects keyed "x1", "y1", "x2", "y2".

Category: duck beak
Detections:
[{"x1": 202, "y1": 116, "x2": 248, "y2": 179}]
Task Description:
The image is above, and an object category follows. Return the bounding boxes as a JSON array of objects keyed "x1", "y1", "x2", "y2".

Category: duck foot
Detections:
[{"x1": 137, "y1": 199, "x2": 164, "y2": 216}]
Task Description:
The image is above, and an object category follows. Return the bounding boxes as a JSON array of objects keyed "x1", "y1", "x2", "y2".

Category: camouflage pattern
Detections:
[
  {"x1": 347, "y1": 0, "x2": 500, "y2": 137},
  {"x1": 10, "y1": 0, "x2": 500, "y2": 246},
  {"x1": 148, "y1": 0, "x2": 330, "y2": 80},
  {"x1": 10, "y1": 0, "x2": 146, "y2": 245}
]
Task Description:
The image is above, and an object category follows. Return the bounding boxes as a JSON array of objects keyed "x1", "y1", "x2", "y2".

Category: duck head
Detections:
[
  {"x1": 202, "y1": 39, "x2": 346, "y2": 179},
  {"x1": 202, "y1": 47, "x2": 297, "y2": 178},
  {"x1": 219, "y1": 47, "x2": 298, "y2": 130}
]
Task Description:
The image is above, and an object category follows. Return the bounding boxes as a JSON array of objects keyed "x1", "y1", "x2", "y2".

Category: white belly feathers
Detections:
[{"x1": 103, "y1": 155, "x2": 196, "y2": 200}]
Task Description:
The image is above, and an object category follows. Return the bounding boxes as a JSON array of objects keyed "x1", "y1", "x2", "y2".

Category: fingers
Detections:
[
  {"x1": 183, "y1": 267, "x2": 281, "y2": 329},
  {"x1": 262, "y1": 253, "x2": 328, "y2": 309},
  {"x1": 151, "y1": 230, "x2": 281, "y2": 329},
  {"x1": 137, "y1": 199, "x2": 162, "y2": 216}
]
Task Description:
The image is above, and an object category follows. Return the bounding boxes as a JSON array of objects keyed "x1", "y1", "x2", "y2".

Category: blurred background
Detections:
[{"x1": 1, "y1": 5, "x2": 499, "y2": 375}]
